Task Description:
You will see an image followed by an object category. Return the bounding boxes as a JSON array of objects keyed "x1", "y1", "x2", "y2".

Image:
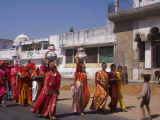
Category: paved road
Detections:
[{"x1": 0, "y1": 101, "x2": 131, "y2": 120}]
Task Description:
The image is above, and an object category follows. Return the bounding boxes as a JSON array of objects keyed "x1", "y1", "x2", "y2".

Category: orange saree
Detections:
[
  {"x1": 72, "y1": 72, "x2": 90, "y2": 113},
  {"x1": 90, "y1": 70, "x2": 109, "y2": 111}
]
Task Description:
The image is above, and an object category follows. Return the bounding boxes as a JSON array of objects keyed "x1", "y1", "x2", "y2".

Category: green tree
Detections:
[{"x1": 69, "y1": 26, "x2": 74, "y2": 32}]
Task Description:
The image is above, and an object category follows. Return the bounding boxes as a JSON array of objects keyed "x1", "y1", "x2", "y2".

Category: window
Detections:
[
  {"x1": 100, "y1": 46, "x2": 113, "y2": 63},
  {"x1": 65, "y1": 46, "x2": 114, "y2": 64},
  {"x1": 28, "y1": 44, "x2": 34, "y2": 51},
  {"x1": 139, "y1": 42, "x2": 145, "y2": 61},
  {"x1": 34, "y1": 43, "x2": 41, "y2": 51},
  {"x1": 21, "y1": 44, "x2": 34, "y2": 51},
  {"x1": 86, "y1": 47, "x2": 98, "y2": 63},
  {"x1": 153, "y1": 45, "x2": 160, "y2": 68},
  {"x1": 66, "y1": 49, "x2": 73, "y2": 63},
  {"x1": 22, "y1": 45, "x2": 28, "y2": 51},
  {"x1": 43, "y1": 41, "x2": 49, "y2": 50}
]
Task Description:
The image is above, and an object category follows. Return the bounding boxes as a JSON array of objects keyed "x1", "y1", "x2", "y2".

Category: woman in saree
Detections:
[
  {"x1": 18, "y1": 66, "x2": 32, "y2": 106},
  {"x1": 37, "y1": 60, "x2": 47, "y2": 96},
  {"x1": 90, "y1": 62, "x2": 109, "y2": 111},
  {"x1": 72, "y1": 62, "x2": 90, "y2": 115},
  {"x1": 108, "y1": 64, "x2": 118, "y2": 112},
  {"x1": 116, "y1": 65, "x2": 127, "y2": 112},
  {"x1": 10, "y1": 63, "x2": 19, "y2": 102},
  {"x1": 30, "y1": 60, "x2": 61, "y2": 120},
  {"x1": 3, "y1": 61, "x2": 12, "y2": 100},
  {"x1": 31, "y1": 68, "x2": 38, "y2": 102},
  {"x1": 0, "y1": 61, "x2": 7, "y2": 107}
]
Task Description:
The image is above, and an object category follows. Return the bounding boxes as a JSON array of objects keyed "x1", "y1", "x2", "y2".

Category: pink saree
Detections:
[
  {"x1": 11, "y1": 66, "x2": 19, "y2": 101},
  {"x1": 0, "y1": 69, "x2": 6, "y2": 98}
]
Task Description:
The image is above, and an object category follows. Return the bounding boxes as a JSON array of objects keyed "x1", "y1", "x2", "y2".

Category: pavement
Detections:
[
  {"x1": 0, "y1": 101, "x2": 129, "y2": 120},
  {"x1": 58, "y1": 91, "x2": 160, "y2": 120},
  {"x1": 0, "y1": 80, "x2": 160, "y2": 120},
  {"x1": 0, "y1": 90, "x2": 160, "y2": 120}
]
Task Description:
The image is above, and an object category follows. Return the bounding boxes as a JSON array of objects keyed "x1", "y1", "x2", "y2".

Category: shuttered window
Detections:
[
  {"x1": 100, "y1": 46, "x2": 113, "y2": 63},
  {"x1": 86, "y1": 47, "x2": 98, "y2": 63},
  {"x1": 66, "y1": 49, "x2": 73, "y2": 63}
]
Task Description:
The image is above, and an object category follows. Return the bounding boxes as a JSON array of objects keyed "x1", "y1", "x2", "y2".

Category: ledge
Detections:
[
  {"x1": 109, "y1": 3, "x2": 160, "y2": 23},
  {"x1": 63, "y1": 42, "x2": 115, "y2": 49}
]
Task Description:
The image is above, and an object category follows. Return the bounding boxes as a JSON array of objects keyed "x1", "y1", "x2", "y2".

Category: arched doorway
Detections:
[{"x1": 148, "y1": 27, "x2": 160, "y2": 67}]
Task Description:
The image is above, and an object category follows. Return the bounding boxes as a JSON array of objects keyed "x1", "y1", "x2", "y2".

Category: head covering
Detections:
[{"x1": 26, "y1": 61, "x2": 36, "y2": 71}]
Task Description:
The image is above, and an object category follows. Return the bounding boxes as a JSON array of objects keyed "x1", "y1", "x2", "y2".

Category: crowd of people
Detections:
[
  {"x1": 0, "y1": 59, "x2": 152, "y2": 120},
  {"x1": 0, "y1": 59, "x2": 61, "y2": 120}
]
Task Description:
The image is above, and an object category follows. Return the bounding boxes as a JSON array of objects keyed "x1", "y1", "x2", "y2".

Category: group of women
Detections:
[
  {"x1": 0, "y1": 59, "x2": 61, "y2": 120},
  {"x1": 0, "y1": 57, "x2": 126, "y2": 120},
  {"x1": 71, "y1": 61, "x2": 127, "y2": 116}
]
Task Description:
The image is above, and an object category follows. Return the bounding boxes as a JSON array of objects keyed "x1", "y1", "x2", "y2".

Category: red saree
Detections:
[
  {"x1": 0, "y1": 69, "x2": 6, "y2": 98},
  {"x1": 108, "y1": 72, "x2": 118, "y2": 111},
  {"x1": 37, "y1": 65, "x2": 47, "y2": 95},
  {"x1": 30, "y1": 70, "x2": 61, "y2": 117},
  {"x1": 10, "y1": 65, "x2": 19, "y2": 101}
]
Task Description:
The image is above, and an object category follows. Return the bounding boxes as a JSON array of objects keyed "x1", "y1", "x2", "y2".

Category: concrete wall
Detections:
[
  {"x1": 57, "y1": 26, "x2": 115, "y2": 48},
  {"x1": 134, "y1": 0, "x2": 160, "y2": 8},
  {"x1": 113, "y1": 15, "x2": 160, "y2": 82},
  {"x1": 114, "y1": 21, "x2": 134, "y2": 81}
]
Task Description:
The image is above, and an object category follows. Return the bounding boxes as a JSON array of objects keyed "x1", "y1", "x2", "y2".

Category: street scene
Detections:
[
  {"x1": 0, "y1": 0, "x2": 160, "y2": 120},
  {"x1": 0, "y1": 84, "x2": 160, "y2": 120}
]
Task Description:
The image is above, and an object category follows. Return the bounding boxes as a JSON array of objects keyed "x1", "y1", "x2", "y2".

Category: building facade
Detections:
[
  {"x1": 0, "y1": 25, "x2": 115, "y2": 80},
  {"x1": 1, "y1": 0, "x2": 160, "y2": 82},
  {"x1": 109, "y1": 0, "x2": 160, "y2": 82}
]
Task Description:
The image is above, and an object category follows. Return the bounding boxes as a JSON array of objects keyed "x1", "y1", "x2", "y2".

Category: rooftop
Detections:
[{"x1": 109, "y1": 2, "x2": 160, "y2": 23}]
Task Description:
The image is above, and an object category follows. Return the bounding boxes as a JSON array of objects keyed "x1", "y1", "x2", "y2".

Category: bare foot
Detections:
[
  {"x1": 50, "y1": 116, "x2": 56, "y2": 120},
  {"x1": 80, "y1": 113, "x2": 84, "y2": 116}
]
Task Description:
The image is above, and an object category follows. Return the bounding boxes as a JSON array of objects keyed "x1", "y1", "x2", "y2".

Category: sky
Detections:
[{"x1": 0, "y1": 0, "x2": 131, "y2": 40}]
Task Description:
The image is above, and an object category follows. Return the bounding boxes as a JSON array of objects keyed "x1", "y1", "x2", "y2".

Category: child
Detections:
[{"x1": 138, "y1": 75, "x2": 152, "y2": 120}]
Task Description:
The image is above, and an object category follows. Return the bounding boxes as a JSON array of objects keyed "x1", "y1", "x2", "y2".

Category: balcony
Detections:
[{"x1": 108, "y1": 1, "x2": 160, "y2": 23}]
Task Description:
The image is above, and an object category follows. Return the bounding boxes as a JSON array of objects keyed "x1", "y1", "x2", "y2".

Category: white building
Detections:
[{"x1": 0, "y1": 25, "x2": 115, "y2": 80}]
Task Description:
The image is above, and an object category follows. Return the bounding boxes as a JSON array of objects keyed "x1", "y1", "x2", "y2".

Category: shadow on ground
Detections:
[{"x1": 151, "y1": 114, "x2": 160, "y2": 119}]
